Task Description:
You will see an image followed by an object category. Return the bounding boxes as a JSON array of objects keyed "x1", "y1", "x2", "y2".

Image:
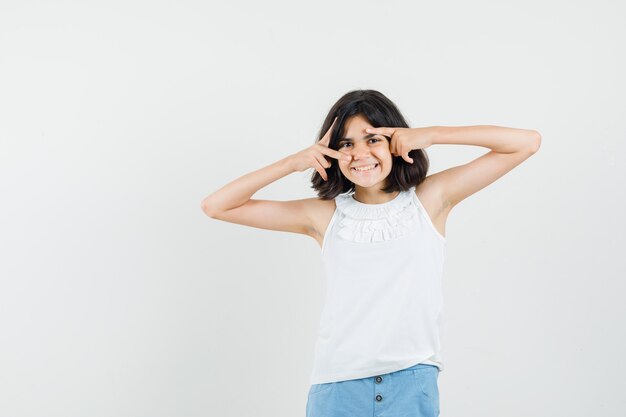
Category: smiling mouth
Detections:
[{"x1": 351, "y1": 163, "x2": 379, "y2": 172}]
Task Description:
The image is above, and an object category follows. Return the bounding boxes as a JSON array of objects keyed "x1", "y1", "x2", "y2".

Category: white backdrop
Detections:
[{"x1": 1, "y1": 1, "x2": 625, "y2": 416}]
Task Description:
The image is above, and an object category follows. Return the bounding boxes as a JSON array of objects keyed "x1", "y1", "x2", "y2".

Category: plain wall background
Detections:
[{"x1": 1, "y1": 1, "x2": 625, "y2": 416}]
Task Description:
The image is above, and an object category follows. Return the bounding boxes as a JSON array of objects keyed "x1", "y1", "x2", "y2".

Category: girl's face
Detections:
[{"x1": 336, "y1": 114, "x2": 393, "y2": 189}]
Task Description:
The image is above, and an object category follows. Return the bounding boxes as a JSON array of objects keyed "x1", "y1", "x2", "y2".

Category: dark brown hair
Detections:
[{"x1": 311, "y1": 89, "x2": 430, "y2": 200}]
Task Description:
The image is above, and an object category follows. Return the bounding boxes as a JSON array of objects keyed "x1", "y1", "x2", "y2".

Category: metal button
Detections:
[
  {"x1": 375, "y1": 394, "x2": 383, "y2": 401},
  {"x1": 375, "y1": 376, "x2": 383, "y2": 383}
]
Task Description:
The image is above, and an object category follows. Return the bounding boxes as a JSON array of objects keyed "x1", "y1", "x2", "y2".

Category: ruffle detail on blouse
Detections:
[{"x1": 334, "y1": 187, "x2": 418, "y2": 243}]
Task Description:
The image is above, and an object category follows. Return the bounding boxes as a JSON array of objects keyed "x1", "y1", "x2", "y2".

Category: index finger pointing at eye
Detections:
[
  {"x1": 334, "y1": 150, "x2": 350, "y2": 160},
  {"x1": 322, "y1": 147, "x2": 350, "y2": 161}
]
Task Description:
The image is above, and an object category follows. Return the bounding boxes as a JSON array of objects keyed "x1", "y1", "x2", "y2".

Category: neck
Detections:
[{"x1": 353, "y1": 186, "x2": 400, "y2": 204}]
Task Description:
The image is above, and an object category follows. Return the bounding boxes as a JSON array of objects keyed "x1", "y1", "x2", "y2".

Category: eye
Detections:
[{"x1": 339, "y1": 138, "x2": 381, "y2": 148}]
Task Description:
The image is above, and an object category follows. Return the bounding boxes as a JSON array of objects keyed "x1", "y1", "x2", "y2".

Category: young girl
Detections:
[{"x1": 201, "y1": 90, "x2": 541, "y2": 417}]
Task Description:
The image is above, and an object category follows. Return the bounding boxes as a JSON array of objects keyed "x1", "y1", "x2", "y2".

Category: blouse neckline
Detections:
[
  {"x1": 349, "y1": 190, "x2": 404, "y2": 207},
  {"x1": 332, "y1": 187, "x2": 418, "y2": 243}
]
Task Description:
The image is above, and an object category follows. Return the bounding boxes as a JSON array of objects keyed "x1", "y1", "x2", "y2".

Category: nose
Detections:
[{"x1": 350, "y1": 141, "x2": 372, "y2": 160}]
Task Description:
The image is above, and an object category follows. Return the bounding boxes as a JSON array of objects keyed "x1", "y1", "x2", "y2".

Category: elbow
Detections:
[
  {"x1": 528, "y1": 130, "x2": 541, "y2": 153},
  {"x1": 200, "y1": 199, "x2": 218, "y2": 218}
]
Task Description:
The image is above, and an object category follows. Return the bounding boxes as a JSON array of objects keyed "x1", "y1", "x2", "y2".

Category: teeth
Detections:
[{"x1": 353, "y1": 164, "x2": 377, "y2": 172}]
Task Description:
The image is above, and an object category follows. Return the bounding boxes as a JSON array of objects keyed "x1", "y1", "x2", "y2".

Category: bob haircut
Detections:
[{"x1": 311, "y1": 89, "x2": 430, "y2": 200}]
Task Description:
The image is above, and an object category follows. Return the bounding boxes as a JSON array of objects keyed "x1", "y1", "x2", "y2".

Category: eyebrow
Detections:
[{"x1": 338, "y1": 133, "x2": 388, "y2": 143}]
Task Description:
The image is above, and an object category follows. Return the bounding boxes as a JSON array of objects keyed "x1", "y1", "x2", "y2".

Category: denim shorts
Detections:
[{"x1": 306, "y1": 363, "x2": 440, "y2": 417}]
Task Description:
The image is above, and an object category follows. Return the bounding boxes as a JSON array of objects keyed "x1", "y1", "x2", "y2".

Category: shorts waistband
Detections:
[{"x1": 393, "y1": 363, "x2": 438, "y2": 374}]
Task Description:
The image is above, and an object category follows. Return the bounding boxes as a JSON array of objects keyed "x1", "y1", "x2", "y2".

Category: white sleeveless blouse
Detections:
[{"x1": 310, "y1": 185, "x2": 446, "y2": 384}]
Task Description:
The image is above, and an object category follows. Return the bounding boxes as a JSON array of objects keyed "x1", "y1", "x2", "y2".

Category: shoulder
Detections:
[
  {"x1": 415, "y1": 173, "x2": 443, "y2": 202},
  {"x1": 302, "y1": 196, "x2": 338, "y2": 245},
  {"x1": 415, "y1": 173, "x2": 453, "y2": 226}
]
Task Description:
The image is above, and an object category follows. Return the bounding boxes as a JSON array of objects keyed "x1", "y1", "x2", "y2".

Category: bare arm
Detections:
[
  {"x1": 431, "y1": 125, "x2": 540, "y2": 153},
  {"x1": 428, "y1": 125, "x2": 541, "y2": 208},
  {"x1": 200, "y1": 117, "x2": 345, "y2": 237},
  {"x1": 200, "y1": 156, "x2": 295, "y2": 216},
  {"x1": 200, "y1": 157, "x2": 320, "y2": 237}
]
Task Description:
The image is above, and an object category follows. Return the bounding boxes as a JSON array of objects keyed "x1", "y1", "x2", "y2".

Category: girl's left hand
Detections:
[{"x1": 365, "y1": 127, "x2": 434, "y2": 164}]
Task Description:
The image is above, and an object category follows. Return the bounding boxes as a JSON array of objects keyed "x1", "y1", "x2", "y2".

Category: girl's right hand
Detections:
[{"x1": 288, "y1": 117, "x2": 351, "y2": 181}]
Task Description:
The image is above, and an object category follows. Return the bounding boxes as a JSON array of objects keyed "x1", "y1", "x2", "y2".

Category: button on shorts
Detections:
[{"x1": 306, "y1": 363, "x2": 440, "y2": 417}]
